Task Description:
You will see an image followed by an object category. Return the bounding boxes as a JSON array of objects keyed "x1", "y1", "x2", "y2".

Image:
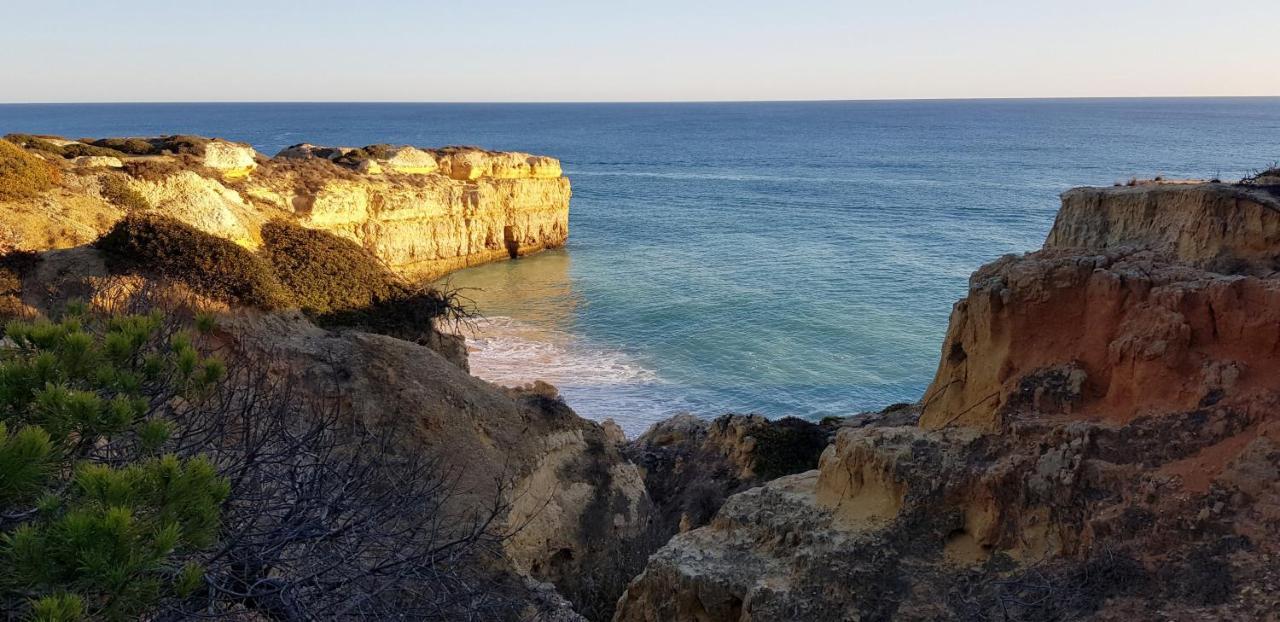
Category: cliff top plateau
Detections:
[{"x1": 0, "y1": 133, "x2": 571, "y2": 281}]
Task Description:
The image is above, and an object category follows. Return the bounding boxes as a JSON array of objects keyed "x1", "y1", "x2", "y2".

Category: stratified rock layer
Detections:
[
  {"x1": 615, "y1": 180, "x2": 1280, "y2": 622},
  {"x1": 1049, "y1": 184, "x2": 1280, "y2": 271},
  {"x1": 0, "y1": 136, "x2": 571, "y2": 281}
]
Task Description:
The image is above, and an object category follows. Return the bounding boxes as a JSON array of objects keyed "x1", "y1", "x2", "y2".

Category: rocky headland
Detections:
[
  {"x1": 2, "y1": 133, "x2": 1278, "y2": 621},
  {"x1": 0, "y1": 134, "x2": 570, "y2": 280},
  {"x1": 615, "y1": 173, "x2": 1280, "y2": 621}
]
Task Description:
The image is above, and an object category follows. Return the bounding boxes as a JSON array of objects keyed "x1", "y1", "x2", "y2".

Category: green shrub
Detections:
[
  {"x1": 90, "y1": 136, "x2": 211, "y2": 158},
  {"x1": 0, "y1": 140, "x2": 59, "y2": 201},
  {"x1": 0, "y1": 312, "x2": 229, "y2": 620},
  {"x1": 98, "y1": 174, "x2": 151, "y2": 212},
  {"x1": 2, "y1": 134, "x2": 67, "y2": 159},
  {"x1": 333, "y1": 144, "x2": 399, "y2": 167},
  {"x1": 95, "y1": 215, "x2": 290, "y2": 309},
  {"x1": 259, "y1": 219, "x2": 400, "y2": 313},
  {"x1": 121, "y1": 158, "x2": 184, "y2": 182},
  {"x1": 90, "y1": 138, "x2": 158, "y2": 156},
  {"x1": 4, "y1": 134, "x2": 126, "y2": 159},
  {"x1": 154, "y1": 135, "x2": 209, "y2": 157},
  {"x1": 59, "y1": 143, "x2": 127, "y2": 159},
  {"x1": 317, "y1": 288, "x2": 462, "y2": 334}
]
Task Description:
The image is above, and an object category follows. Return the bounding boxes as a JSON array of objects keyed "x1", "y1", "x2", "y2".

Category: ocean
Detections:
[{"x1": 3, "y1": 99, "x2": 1278, "y2": 435}]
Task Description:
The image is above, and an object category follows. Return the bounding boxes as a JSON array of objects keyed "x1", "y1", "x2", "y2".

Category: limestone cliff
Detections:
[
  {"x1": 0, "y1": 135, "x2": 570, "y2": 280},
  {"x1": 1048, "y1": 183, "x2": 1280, "y2": 273},
  {"x1": 615, "y1": 177, "x2": 1280, "y2": 621},
  {"x1": 0, "y1": 133, "x2": 659, "y2": 620},
  {"x1": 7, "y1": 253, "x2": 648, "y2": 620}
]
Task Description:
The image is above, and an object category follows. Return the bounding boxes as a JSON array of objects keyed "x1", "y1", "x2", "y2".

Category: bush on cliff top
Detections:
[
  {"x1": 332, "y1": 144, "x2": 399, "y2": 167},
  {"x1": 90, "y1": 137, "x2": 157, "y2": 155},
  {"x1": 94, "y1": 216, "x2": 466, "y2": 331},
  {"x1": 4, "y1": 134, "x2": 127, "y2": 159},
  {"x1": 99, "y1": 174, "x2": 151, "y2": 212},
  {"x1": 95, "y1": 214, "x2": 290, "y2": 309},
  {"x1": 260, "y1": 219, "x2": 472, "y2": 334},
  {"x1": 259, "y1": 219, "x2": 400, "y2": 314},
  {"x1": 317, "y1": 287, "x2": 471, "y2": 337},
  {"x1": 1242, "y1": 163, "x2": 1280, "y2": 185},
  {"x1": 0, "y1": 139, "x2": 61, "y2": 201},
  {"x1": 90, "y1": 135, "x2": 211, "y2": 157}
]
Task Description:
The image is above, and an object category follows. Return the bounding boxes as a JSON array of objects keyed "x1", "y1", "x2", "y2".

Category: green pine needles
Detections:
[{"x1": 0, "y1": 307, "x2": 229, "y2": 621}]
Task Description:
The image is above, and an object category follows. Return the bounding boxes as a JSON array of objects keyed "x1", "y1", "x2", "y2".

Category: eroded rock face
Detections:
[
  {"x1": 275, "y1": 173, "x2": 570, "y2": 280},
  {"x1": 615, "y1": 180, "x2": 1280, "y2": 621},
  {"x1": 0, "y1": 136, "x2": 570, "y2": 281},
  {"x1": 217, "y1": 314, "x2": 652, "y2": 615},
  {"x1": 919, "y1": 247, "x2": 1280, "y2": 431},
  {"x1": 9, "y1": 254, "x2": 646, "y2": 620},
  {"x1": 626, "y1": 414, "x2": 832, "y2": 535},
  {"x1": 1049, "y1": 183, "x2": 1280, "y2": 272}
]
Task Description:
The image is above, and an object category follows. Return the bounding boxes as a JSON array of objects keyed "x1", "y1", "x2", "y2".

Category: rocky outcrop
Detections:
[
  {"x1": 201, "y1": 140, "x2": 259, "y2": 177},
  {"x1": 625, "y1": 414, "x2": 832, "y2": 535},
  {"x1": 218, "y1": 312, "x2": 652, "y2": 613},
  {"x1": 7, "y1": 256, "x2": 648, "y2": 620},
  {"x1": 0, "y1": 135, "x2": 570, "y2": 281},
  {"x1": 1049, "y1": 183, "x2": 1280, "y2": 273},
  {"x1": 615, "y1": 179, "x2": 1280, "y2": 621},
  {"x1": 918, "y1": 247, "x2": 1280, "y2": 431}
]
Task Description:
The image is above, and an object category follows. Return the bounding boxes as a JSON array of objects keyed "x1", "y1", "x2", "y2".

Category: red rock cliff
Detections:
[{"x1": 615, "y1": 178, "x2": 1280, "y2": 622}]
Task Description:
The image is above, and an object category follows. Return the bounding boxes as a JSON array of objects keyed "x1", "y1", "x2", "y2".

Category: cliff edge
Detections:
[
  {"x1": 0, "y1": 134, "x2": 570, "y2": 280},
  {"x1": 615, "y1": 176, "x2": 1280, "y2": 621}
]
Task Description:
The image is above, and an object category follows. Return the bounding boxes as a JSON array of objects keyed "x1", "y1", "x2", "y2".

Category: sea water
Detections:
[{"x1": 3, "y1": 99, "x2": 1278, "y2": 435}]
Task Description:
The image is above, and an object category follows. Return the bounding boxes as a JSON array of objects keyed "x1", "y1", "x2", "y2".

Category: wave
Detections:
[
  {"x1": 566, "y1": 169, "x2": 1041, "y2": 189},
  {"x1": 460, "y1": 317, "x2": 658, "y2": 389}
]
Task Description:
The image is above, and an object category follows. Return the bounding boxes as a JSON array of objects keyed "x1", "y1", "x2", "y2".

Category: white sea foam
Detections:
[
  {"x1": 456, "y1": 317, "x2": 683, "y2": 437},
  {"x1": 460, "y1": 317, "x2": 658, "y2": 389}
]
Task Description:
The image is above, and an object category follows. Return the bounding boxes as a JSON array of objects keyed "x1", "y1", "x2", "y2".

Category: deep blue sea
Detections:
[{"x1": 3, "y1": 99, "x2": 1278, "y2": 435}]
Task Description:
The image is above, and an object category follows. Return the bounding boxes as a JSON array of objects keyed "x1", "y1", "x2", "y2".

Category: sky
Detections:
[{"x1": 3, "y1": 0, "x2": 1276, "y2": 103}]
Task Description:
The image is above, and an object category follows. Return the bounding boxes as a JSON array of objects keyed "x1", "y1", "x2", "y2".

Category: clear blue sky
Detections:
[{"x1": 5, "y1": 0, "x2": 1276, "y2": 102}]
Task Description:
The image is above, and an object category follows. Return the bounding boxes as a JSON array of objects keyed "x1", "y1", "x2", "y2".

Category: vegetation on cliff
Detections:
[
  {"x1": 94, "y1": 215, "x2": 471, "y2": 340},
  {"x1": 259, "y1": 218, "x2": 400, "y2": 313},
  {"x1": 94, "y1": 214, "x2": 292, "y2": 309},
  {"x1": 3, "y1": 134, "x2": 126, "y2": 160},
  {"x1": 0, "y1": 299, "x2": 535, "y2": 621},
  {"x1": 0, "y1": 140, "x2": 59, "y2": 201},
  {"x1": 0, "y1": 309, "x2": 229, "y2": 620},
  {"x1": 96, "y1": 175, "x2": 150, "y2": 213},
  {"x1": 0, "y1": 134, "x2": 570, "y2": 282}
]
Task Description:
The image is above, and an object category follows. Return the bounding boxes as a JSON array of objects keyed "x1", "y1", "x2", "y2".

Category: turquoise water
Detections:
[{"x1": 3, "y1": 99, "x2": 1279, "y2": 434}]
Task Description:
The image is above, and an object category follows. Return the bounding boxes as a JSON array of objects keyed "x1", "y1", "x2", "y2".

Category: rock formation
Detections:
[
  {"x1": 0, "y1": 133, "x2": 641, "y2": 619},
  {"x1": 615, "y1": 179, "x2": 1280, "y2": 621},
  {"x1": 0, "y1": 135, "x2": 570, "y2": 280},
  {"x1": 5, "y1": 248, "x2": 649, "y2": 620},
  {"x1": 625, "y1": 414, "x2": 833, "y2": 535}
]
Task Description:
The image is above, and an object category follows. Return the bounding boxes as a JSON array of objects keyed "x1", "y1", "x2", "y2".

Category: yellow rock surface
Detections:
[{"x1": 0, "y1": 137, "x2": 571, "y2": 283}]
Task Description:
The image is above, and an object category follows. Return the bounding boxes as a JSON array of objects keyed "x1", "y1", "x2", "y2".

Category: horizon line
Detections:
[{"x1": 2, "y1": 95, "x2": 1279, "y2": 106}]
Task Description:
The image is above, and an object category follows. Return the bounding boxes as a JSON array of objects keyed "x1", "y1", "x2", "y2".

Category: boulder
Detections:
[{"x1": 202, "y1": 140, "x2": 259, "y2": 177}]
